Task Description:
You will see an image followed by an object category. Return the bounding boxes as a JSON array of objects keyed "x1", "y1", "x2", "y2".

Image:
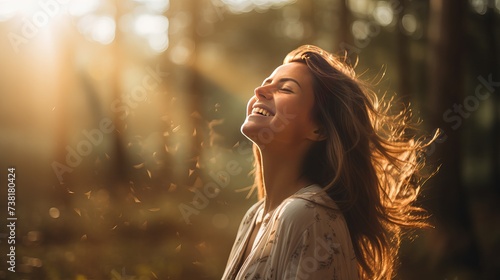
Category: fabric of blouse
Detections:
[{"x1": 222, "y1": 184, "x2": 359, "y2": 280}]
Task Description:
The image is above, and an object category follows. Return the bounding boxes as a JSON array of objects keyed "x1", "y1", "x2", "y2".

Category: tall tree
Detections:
[
  {"x1": 426, "y1": 0, "x2": 481, "y2": 277},
  {"x1": 111, "y1": 0, "x2": 128, "y2": 183},
  {"x1": 397, "y1": 0, "x2": 411, "y2": 104}
]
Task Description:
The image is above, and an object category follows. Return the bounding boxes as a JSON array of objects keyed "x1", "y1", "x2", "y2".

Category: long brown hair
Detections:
[{"x1": 251, "y1": 45, "x2": 438, "y2": 279}]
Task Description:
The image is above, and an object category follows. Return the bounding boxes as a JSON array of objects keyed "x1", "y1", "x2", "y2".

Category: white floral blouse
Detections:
[{"x1": 222, "y1": 184, "x2": 359, "y2": 280}]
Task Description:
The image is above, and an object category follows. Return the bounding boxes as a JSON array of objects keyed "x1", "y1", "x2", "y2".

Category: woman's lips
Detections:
[
  {"x1": 251, "y1": 107, "x2": 272, "y2": 116},
  {"x1": 250, "y1": 104, "x2": 275, "y2": 117}
]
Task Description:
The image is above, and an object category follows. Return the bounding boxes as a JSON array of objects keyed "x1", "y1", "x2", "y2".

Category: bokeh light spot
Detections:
[
  {"x1": 149, "y1": 34, "x2": 169, "y2": 52},
  {"x1": 222, "y1": 0, "x2": 295, "y2": 14},
  {"x1": 469, "y1": 0, "x2": 488, "y2": 15},
  {"x1": 0, "y1": 0, "x2": 18, "y2": 22},
  {"x1": 134, "y1": 14, "x2": 169, "y2": 35},
  {"x1": 169, "y1": 38, "x2": 194, "y2": 65},
  {"x1": 68, "y1": 0, "x2": 100, "y2": 17},
  {"x1": 351, "y1": 20, "x2": 369, "y2": 40},
  {"x1": 91, "y1": 16, "x2": 115, "y2": 45},
  {"x1": 49, "y1": 207, "x2": 60, "y2": 219},
  {"x1": 133, "y1": 0, "x2": 170, "y2": 13},
  {"x1": 27, "y1": 231, "x2": 41, "y2": 242},
  {"x1": 402, "y1": 14, "x2": 417, "y2": 34},
  {"x1": 373, "y1": 1, "x2": 394, "y2": 27},
  {"x1": 78, "y1": 15, "x2": 116, "y2": 45}
]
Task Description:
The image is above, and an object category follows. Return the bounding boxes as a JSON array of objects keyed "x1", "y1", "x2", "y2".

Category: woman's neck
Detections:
[{"x1": 258, "y1": 142, "x2": 313, "y2": 214}]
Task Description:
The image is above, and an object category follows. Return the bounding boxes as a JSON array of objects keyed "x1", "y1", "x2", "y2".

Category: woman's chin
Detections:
[
  {"x1": 241, "y1": 122, "x2": 255, "y2": 138},
  {"x1": 241, "y1": 121, "x2": 263, "y2": 142}
]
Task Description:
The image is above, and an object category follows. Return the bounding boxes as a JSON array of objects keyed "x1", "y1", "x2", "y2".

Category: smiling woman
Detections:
[
  {"x1": 242, "y1": 62, "x2": 319, "y2": 150},
  {"x1": 222, "y1": 45, "x2": 438, "y2": 280}
]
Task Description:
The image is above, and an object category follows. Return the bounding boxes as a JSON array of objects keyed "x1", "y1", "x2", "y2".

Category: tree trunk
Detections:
[
  {"x1": 397, "y1": 0, "x2": 411, "y2": 104},
  {"x1": 426, "y1": 0, "x2": 482, "y2": 276},
  {"x1": 111, "y1": 0, "x2": 128, "y2": 183}
]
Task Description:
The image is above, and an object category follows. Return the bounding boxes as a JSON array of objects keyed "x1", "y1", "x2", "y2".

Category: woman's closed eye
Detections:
[{"x1": 279, "y1": 87, "x2": 294, "y2": 93}]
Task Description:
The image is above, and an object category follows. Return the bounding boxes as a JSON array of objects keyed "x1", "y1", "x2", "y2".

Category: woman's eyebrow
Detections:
[{"x1": 262, "y1": 78, "x2": 302, "y2": 89}]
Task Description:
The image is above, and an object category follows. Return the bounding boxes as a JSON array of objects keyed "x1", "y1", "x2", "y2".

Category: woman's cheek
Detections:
[{"x1": 246, "y1": 97, "x2": 256, "y2": 115}]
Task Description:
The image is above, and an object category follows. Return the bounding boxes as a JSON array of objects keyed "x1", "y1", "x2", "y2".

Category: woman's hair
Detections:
[{"x1": 250, "y1": 45, "x2": 438, "y2": 279}]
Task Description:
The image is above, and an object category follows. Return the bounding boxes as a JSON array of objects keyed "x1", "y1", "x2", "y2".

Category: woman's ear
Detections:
[
  {"x1": 314, "y1": 128, "x2": 327, "y2": 141},
  {"x1": 308, "y1": 127, "x2": 327, "y2": 141}
]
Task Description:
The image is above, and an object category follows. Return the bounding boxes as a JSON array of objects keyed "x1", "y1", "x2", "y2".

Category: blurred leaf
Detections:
[
  {"x1": 134, "y1": 162, "x2": 145, "y2": 169},
  {"x1": 168, "y1": 183, "x2": 177, "y2": 192}
]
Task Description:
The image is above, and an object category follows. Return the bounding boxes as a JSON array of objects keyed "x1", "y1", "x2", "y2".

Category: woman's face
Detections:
[{"x1": 241, "y1": 62, "x2": 319, "y2": 147}]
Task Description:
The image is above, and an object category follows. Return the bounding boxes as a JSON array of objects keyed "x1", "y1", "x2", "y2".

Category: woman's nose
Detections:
[{"x1": 254, "y1": 85, "x2": 272, "y2": 100}]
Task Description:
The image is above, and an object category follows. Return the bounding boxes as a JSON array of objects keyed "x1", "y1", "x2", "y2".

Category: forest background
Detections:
[{"x1": 0, "y1": 0, "x2": 498, "y2": 279}]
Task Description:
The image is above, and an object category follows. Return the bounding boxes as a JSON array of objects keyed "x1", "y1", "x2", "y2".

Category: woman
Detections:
[{"x1": 222, "y1": 45, "x2": 437, "y2": 280}]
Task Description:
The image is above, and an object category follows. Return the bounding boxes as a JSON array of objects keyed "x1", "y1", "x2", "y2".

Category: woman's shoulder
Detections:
[
  {"x1": 240, "y1": 199, "x2": 264, "y2": 224},
  {"x1": 285, "y1": 184, "x2": 340, "y2": 212},
  {"x1": 274, "y1": 185, "x2": 343, "y2": 230}
]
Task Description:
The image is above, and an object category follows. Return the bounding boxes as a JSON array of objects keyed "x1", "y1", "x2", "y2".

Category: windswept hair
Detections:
[{"x1": 251, "y1": 45, "x2": 438, "y2": 279}]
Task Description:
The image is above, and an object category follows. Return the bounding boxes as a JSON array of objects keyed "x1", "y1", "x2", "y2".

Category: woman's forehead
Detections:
[{"x1": 265, "y1": 62, "x2": 312, "y2": 84}]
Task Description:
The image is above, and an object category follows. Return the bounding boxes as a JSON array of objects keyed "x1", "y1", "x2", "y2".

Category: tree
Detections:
[{"x1": 426, "y1": 0, "x2": 482, "y2": 277}]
